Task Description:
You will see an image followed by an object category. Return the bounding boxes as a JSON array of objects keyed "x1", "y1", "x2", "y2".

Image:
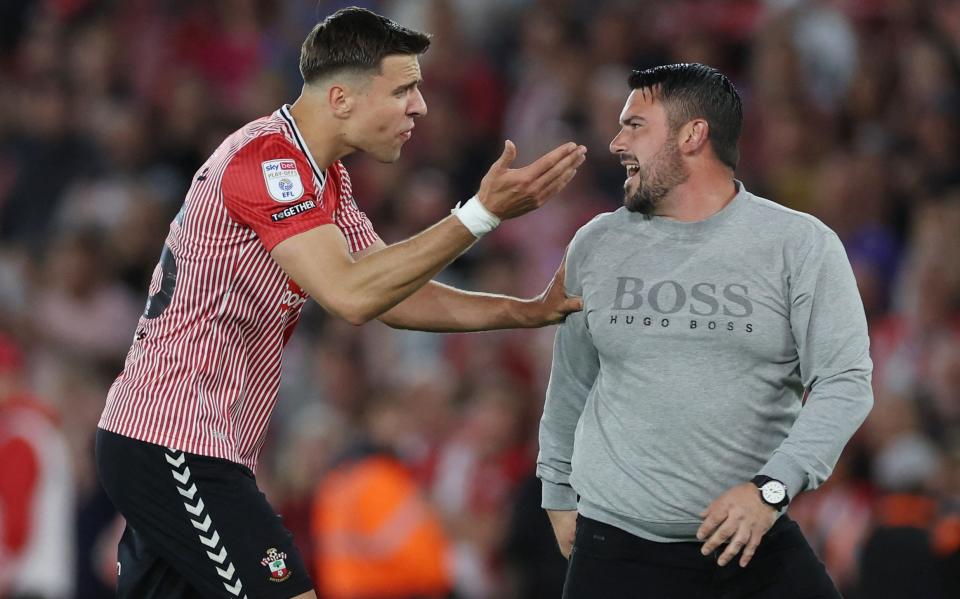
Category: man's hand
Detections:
[
  {"x1": 547, "y1": 509, "x2": 578, "y2": 559},
  {"x1": 518, "y1": 257, "x2": 583, "y2": 327},
  {"x1": 477, "y1": 140, "x2": 586, "y2": 220},
  {"x1": 697, "y1": 483, "x2": 777, "y2": 568}
]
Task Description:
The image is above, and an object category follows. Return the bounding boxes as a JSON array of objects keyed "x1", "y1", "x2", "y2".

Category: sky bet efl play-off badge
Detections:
[
  {"x1": 261, "y1": 159, "x2": 304, "y2": 202},
  {"x1": 260, "y1": 548, "x2": 291, "y2": 582}
]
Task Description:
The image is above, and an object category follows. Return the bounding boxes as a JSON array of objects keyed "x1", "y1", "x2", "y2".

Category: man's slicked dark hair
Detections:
[
  {"x1": 300, "y1": 7, "x2": 431, "y2": 84},
  {"x1": 629, "y1": 63, "x2": 743, "y2": 170}
]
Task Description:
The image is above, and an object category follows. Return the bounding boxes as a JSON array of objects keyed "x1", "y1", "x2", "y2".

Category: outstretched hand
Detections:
[
  {"x1": 520, "y1": 256, "x2": 583, "y2": 327},
  {"x1": 477, "y1": 140, "x2": 586, "y2": 220},
  {"x1": 697, "y1": 483, "x2": 778, "y2": 568}
]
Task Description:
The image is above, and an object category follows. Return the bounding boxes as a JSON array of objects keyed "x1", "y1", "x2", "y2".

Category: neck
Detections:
[
  {"x1": 655, "y1": 163, "x2": 737, "y2": 222},
  {"x1": 288, "y1": 91, "x2": 354, "y2": 169}
]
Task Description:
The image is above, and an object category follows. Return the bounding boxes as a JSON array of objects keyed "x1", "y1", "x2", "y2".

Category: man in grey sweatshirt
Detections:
[{"x1": 537, "y1": 63, "x2": 873, "y2": 598}]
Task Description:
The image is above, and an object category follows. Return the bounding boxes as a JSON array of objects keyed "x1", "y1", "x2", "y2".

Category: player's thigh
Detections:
[
  {"x1": 97, "y1": 429, "x2": 314, "y2": 598},
  {"x1": 185, "y1": 450, "x2": 314, "y2": 598},
  {"x1": 115, "y1": 524, "x2": 204, "y2": 599},
  {"x1": 99, "y1": 429, "x2": 220, "y2": 596}
]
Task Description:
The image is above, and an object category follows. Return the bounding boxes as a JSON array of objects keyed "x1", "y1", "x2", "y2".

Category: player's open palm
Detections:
[
  {"x1": 697, "y1": 483, "x2": 778, "y2": 568},
  {"x1": 523, "y1": 255, "x2": 582, "y2": 326},
  {"x1": 477, "y1": 140, "x2": 586, "y2": 220}
]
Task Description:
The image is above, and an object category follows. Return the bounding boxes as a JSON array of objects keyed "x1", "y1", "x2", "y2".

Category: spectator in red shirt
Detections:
[{"x1": 0, "y1": 335, "x2": 75, "y2": 598}]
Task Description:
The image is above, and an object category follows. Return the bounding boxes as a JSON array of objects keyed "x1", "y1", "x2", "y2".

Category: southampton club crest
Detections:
[
  {"x1": 261, "y1": 547, "x2": 292, "y2": 582},
  {"x1": 261, "y1": 159, "x2": 304, "y2": 203}
]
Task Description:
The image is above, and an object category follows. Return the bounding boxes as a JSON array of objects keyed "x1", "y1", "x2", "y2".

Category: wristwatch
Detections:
[{"x1": 751, "y1": 475, "x2": 790, "y2": 511}]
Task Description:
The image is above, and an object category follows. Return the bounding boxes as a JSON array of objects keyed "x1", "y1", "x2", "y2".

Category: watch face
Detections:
[{"x1": 761, "y1": 481, "x2": 786, "y2": 504}]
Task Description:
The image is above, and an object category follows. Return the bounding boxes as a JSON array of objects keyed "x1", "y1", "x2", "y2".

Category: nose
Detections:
[
  {"x1": 409, "y1": 88, "x2": 427, "y2": 118},
  {"x1": 609, "y1": 130, "x2": 626, "y2": 155}
]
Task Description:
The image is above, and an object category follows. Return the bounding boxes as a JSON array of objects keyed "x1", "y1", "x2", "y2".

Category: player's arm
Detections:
[
  {"x1": 272, "y1": 141, "x2": 585, "y2": 325},
  {"x1": 350, "y1": 238, "x2": 580, "y2": 331}
]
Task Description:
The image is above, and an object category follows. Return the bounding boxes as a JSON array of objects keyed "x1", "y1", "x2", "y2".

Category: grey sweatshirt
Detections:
[{"x1": 537, "y1": 182, "x2": 873, "y2": 542}]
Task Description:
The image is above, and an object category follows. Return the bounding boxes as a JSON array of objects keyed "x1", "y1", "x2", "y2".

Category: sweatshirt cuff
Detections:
[
  {"x1": 541, "y1": 479, "x2": 578, "y2": 510},
  {"x1": 758, "y1": 452, "x2": 809, "y2": 500}
]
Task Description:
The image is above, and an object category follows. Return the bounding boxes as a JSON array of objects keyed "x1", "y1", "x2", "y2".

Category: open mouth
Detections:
[{"x1": 624, "y1": 164, "x2": 640, "y2": 178}]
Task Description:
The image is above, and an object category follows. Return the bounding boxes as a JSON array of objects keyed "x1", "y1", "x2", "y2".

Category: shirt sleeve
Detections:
[
  {"x1": 331, "y1": 161, "x2": 378, "y2": 254},
  {"x1": 759, "y1": 230, "x2": 874, "y2": 496},
  {"x1": 222, "y1": 134, "x2": 335, "y2": 252},
  {"x1": 537, "y1": 241, "x2": 600, "y2": 510}
]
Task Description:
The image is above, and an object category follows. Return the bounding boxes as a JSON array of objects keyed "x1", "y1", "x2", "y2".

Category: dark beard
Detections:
[
  {"x1": 623, "y1": 138, "x2": 688, "y2": 218},
  {"x1": 625, "y1": 177, "x2": 670, "y2": 218}
]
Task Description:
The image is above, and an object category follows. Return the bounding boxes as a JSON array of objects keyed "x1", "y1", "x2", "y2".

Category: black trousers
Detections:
[{"x1": 563, "y1": 515, "x2": 841, "y2": 599}]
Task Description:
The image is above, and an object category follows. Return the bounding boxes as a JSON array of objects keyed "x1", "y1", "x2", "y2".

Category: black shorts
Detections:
[
  {"x1": 95, "y1": 428, "x2": 314, "y2": 598},
  {"x1": 563, "y1": 515, "x2": 842, "y2": 599}
]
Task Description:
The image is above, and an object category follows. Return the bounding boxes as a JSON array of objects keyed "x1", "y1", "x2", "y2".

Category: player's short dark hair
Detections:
[
  {"x1": 629, "y1": 63, "x2": 743, "y2": 170},
  {"x1": 299, "y1": 7, "x2": 431, "y2": 84}
]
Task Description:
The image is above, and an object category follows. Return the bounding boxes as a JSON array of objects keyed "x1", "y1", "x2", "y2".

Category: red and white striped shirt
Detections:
[{"x1": 99, "y1": 105, "x2": 377, "y2": 470}]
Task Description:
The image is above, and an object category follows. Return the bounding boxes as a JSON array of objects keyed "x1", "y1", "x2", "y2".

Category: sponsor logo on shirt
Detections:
[
  {"x1": 271, "y1": 199, "x2": 316, "y2": 222},
  {"x1": 280, "y1": 280, "x2": 308, "y2": 311},
  {"x1": 262, "y1": 159, "x2": 305, "y2": 202}
]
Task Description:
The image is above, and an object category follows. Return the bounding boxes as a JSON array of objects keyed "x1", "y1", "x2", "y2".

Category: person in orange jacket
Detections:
[{"x1": 312, "y1": 395, "x2": 452, "y2": 599}]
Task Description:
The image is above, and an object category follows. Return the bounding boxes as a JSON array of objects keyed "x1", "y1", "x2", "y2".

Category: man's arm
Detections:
[
  {"x1": 380, "y1": 274, "x2": 581, "y2": 332},
  {"x1": 351, "y1": 238, "x2": 580, "y2": 331},
  {"x1": 537, "y1": 308, "x2": 599, "y2": 504},
  {"x1": 698, "y1": 230, "x2": 874, "y2": 568},
  {"x1": 535, "y1": 251, "x2": 599, "y2": 557},
  {"x1": 759, "y1": 230, "x2": 874, "y2": 491},
  {"x1": 271, "y1": 141, "x2": 585, "y2": 325}
]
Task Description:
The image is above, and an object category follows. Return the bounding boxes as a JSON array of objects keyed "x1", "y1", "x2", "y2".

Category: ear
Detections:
[
  {"x1": 328, "y1": 84, "x2": 354, "y2": 119},
  {"x1": 679, "y1": 119, "x2": 709, "y2": 155}
]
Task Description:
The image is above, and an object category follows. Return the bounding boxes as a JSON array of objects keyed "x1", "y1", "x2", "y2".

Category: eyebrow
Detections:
[
  {"x1": 392, "y1": 79, "x2": 423, "y2": 94},
  {"x1": 620, "y1": 115, "x2": 647, "y2": 127}
]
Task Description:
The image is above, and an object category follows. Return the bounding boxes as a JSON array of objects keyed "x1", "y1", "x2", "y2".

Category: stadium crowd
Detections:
[{"x1": 0, "y1": 0, "x2": 958, "y2": 597}]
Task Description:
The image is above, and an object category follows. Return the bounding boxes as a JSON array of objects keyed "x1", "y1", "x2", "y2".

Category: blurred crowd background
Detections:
[{"x1": 1, "y1": 0, "x2": 959, "y2": 597}]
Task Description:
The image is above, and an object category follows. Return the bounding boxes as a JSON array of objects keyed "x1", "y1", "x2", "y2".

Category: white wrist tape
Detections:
[{"x1": 452, "y1": 195, "x2": 501, "y2": 237}]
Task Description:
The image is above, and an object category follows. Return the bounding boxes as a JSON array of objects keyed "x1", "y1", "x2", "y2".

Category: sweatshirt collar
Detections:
[{"x1": 627, "y1": 180, "x2": 748, "y2": 238}]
